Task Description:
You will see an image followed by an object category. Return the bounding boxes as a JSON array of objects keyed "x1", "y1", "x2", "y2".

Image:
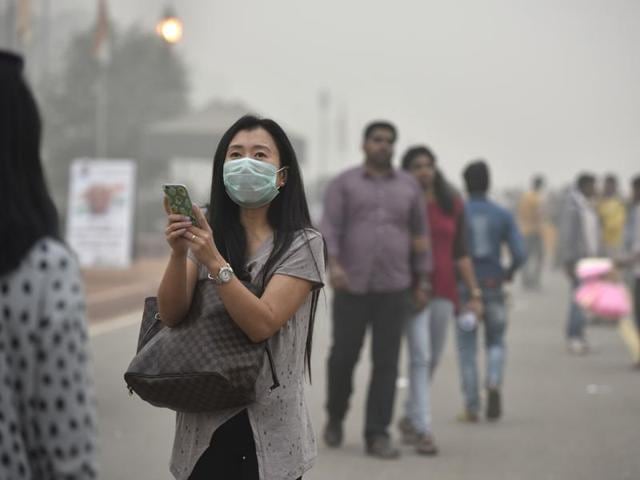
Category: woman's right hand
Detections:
[{"x1": 164, "y1": 197, "x2": 194, "y2": 256}]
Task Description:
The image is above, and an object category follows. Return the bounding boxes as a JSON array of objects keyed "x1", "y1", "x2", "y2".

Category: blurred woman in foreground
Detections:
[{"x1": 0, "y1": 51, "x2": 98, "y2": 479}]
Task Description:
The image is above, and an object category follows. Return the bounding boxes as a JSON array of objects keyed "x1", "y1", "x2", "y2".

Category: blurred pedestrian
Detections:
[
  {"x1": 160, "y1": 116, "x2": 325, "y2": 480},
  {"x1": 456, "y1": 161, "x2": 526, "y2": 422},
  {"x1": 620, "y1": 175, "x2": 640, "y2": 368},
  {"x1": 321, "y1": 121, "x2": 431, "y2": 459},
  {"x1": 518, "y1": 175, "x2": 546, "y2": 290},
  {"x1": 0, "y1": 51, "x2": 98, "y2": 479},
  {"x1": 598, "y1": 174, "x2": 626, "y2": 257},
  {"x1": 556, "y1": 173, "x2": 600, "y2": 354},
  {"x1": 397, "y1": 146, "x2": 482, "y2": 454}
]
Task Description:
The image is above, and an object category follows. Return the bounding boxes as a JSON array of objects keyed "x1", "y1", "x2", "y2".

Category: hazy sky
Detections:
[{"x1": 48, "y1": 0, "x2": 640, "y2": 189}]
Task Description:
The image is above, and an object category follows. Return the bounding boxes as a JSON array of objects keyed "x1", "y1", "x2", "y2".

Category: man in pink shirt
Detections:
[{"x1": 321, "y1": 121, "x2": 431, "y2": 459}]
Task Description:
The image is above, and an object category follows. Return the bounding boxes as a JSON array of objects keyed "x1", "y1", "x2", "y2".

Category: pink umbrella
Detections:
[{"x1": 575, "y1": 281, "x2": 631, "y2": 320}]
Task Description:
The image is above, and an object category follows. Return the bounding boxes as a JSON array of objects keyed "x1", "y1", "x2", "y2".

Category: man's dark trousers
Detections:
[{"x1": 326, "y1": 290, "x2": 410, "y2": 440}]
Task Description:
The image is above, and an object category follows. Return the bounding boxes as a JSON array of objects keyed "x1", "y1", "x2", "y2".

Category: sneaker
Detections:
[
  {"x1": 567, "y1": 338, "x2": 589, "y2": 355},
  {"x1": 486, "y1": 388, "x2": 502, "y2": 421},
  {"x1": 323, "y1": 421, "x2": 343, "y2": 448},
  {"x1": 365, "y1": 436, "x2": 401, "y2": 460},
  {"x1": 397, "y1": 417, "x2": 419, "y2": 445},
  {"x1": 415, "y1": 433, "x2": 439, "y2": 456},
  {"x1": 456, "y1": 410, "x2": 479, "y2": 423}
]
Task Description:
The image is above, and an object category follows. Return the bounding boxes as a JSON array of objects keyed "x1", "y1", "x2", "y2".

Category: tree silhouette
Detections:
[{"x1": 39, "y1": 24, "x2": 189, "y2": 212}]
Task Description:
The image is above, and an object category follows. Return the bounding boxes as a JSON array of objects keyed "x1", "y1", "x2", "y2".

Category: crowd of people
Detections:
[
  {"x1": 519, "y1": 172, "x2": 640, "y2": 357},
  {"x1": 320, "y1": 121, "x2": 526, "y2": 458},
  {"x1": 320, "y1": 120, "x2": 640, "y2": 462}
]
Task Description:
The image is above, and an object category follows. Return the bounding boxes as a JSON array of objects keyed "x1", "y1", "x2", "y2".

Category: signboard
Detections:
[{"x1": 66, "y1": 159, "x2": 136, "y2": 268}]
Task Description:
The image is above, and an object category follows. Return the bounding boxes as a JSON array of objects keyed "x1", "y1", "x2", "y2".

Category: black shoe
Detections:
[
  {"x1": 366, "y1": 436, "x2": 401, "y2": 460},
  {"x1": 323, "y1": 421, "x2": 343, "y2": 448},
  {"x1": 486, "y1": 388, "x2": 502, "y2": 421}
]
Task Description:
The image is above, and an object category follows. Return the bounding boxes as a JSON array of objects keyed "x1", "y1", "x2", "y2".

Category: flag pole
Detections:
[
  {"x1": 317, "y1": 88, "x2": 331, "y2": 182},
  {"x1": 41, "y1": 0, "x2": 51, "y2": 82},
  {"x1": 93, "y1": 0, "x2": 109, "y2": 158},
  {"x1": 16, "y1": 0, "x2": 31, "y2": 52},
  {"x1": 3, "y1": 0, "x2": 17, "y2": 51},
  {"x1": 95, "y1": 64, "x2": 107, "y2": 158},
  {"x1": 337, "y1": 102, "x2": 348, "y2": 170}
]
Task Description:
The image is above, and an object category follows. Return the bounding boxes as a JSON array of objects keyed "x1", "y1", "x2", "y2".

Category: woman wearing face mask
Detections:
[
  {"x1": 157, "y1": 116, "x2": 325, "y2": 480},
  {"x1": 398, "y1": 146, "x2": 482, "y2": 454}
]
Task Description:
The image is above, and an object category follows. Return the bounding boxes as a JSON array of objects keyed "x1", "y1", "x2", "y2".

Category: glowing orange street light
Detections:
[{"x1": 156, "y1": 7, "x2": 183, "y2": 44}]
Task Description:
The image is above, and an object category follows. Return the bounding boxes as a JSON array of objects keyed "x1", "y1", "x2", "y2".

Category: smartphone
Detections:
[{"x1": 162, "y1": 184, "x2": 197, "y2": 225}]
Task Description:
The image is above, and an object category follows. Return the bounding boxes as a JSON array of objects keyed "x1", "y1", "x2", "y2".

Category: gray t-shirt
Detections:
[{"x1": 170, "y1": 229, "x2": 325, "y2": 480}]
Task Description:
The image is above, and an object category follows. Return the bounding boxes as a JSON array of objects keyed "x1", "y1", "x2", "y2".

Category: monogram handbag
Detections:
[{"x1": 123, "y1": 279, "x2": 279, "y2": 413}]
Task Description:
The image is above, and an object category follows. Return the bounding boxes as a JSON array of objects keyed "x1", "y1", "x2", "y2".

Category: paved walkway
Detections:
[
  {"x1": 83, "y1": 256, "x2": 166, "y2": 322},
  {"x1": 90, "y1": 271, "x2": 640, "y2": 479}
]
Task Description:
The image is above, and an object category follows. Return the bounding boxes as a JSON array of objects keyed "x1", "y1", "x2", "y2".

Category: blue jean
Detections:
[
  {"x1": 404, "y1": 298, "x2": 454, "y2": 434},
  {"x1": 455, "y1": 287, "x2": 507, "y2": 413},
  {"x1": 567, "y1": 281, "x2": 586, "y2": 340}
]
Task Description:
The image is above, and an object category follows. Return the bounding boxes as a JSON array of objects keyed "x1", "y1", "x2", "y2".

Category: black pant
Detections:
[
  {"x1": 189, "y1": 411, "x2": 303, "y2": 480},
  {"x1": 189, "y1": 411, "x2": 258, "y2": 480},
  {"x1": 326, "y1": 290, "x2": 410, "y2": 440}
]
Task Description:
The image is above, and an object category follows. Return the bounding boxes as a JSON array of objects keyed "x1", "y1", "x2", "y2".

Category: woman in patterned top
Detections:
[
  {"x1": 0, "y1": 51, "x2": 98, "y2": 479},
  {"x1": 158, "y1": 116, "x2": 326, "y2": 480}
]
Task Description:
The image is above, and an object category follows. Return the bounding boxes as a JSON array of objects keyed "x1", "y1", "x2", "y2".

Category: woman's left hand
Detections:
[{"x1": 184, "y1": 205, "x2": 226, "y2": 273}]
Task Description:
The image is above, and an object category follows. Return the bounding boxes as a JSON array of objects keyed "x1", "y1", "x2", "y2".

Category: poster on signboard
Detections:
[{"x1": 66, "y1": 159, "x2": 136, "y2": 268}]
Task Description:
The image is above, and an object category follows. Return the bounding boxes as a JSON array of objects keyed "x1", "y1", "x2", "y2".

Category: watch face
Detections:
[{"x1": 219, "y1": 269, "x2": 232, "y2": 283}]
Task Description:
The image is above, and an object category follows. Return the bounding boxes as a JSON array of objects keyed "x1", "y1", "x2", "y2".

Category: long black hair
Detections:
[
  {"x1": 401, "y1": 145, "x2": 456, "y2": 216},
  {"x1": 0, "y1": 51, "x2": 60, "y2": 276},
  {"x1": 208, "y1": 115, "x2": 324, "y2": 378}
]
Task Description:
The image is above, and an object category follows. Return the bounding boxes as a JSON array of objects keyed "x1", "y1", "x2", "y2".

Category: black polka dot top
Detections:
[{"x1": 0, "y1": 238, "x2": 98, "y2": 479}]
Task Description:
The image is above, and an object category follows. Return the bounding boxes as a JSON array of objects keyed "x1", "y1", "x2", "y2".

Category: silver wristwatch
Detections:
[{"x1": 207, "y1": 263, "x2": 235, "y2": 285}]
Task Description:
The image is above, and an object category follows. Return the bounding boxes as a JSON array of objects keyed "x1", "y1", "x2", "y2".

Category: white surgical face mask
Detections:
[{"x1": 223, "y1": 157, "x2": 286, "y2": 209}]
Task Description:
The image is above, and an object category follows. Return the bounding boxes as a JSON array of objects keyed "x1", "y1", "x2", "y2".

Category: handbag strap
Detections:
[
  {"x1": 225, "y1": 243, "x2": 281, "y2": 392},
  {"x1": 257, "y1": 268, "x2": 280, "y2": 392},
  {"x1": 265, "y1": 343, "x2": 280, "y2": 391}
]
